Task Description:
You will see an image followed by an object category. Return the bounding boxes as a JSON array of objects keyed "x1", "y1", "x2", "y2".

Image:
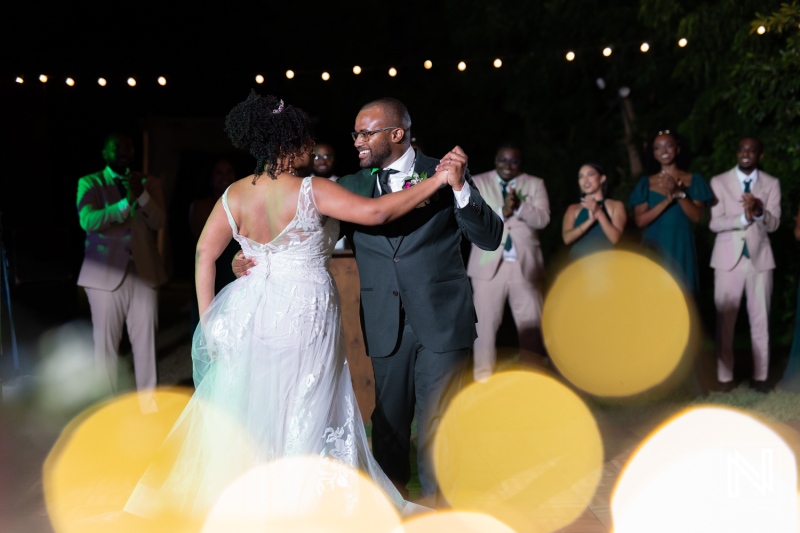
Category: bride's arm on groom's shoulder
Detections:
[
  {"x1": 195, "y1": 198, "x2": 233, "y2": 314},
  {"x1": 312, "y1": 167, "x2": 450, "y2": 226}
]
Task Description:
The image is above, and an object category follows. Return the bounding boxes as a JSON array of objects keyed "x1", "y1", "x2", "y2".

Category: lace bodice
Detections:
[{"x1": 221, "y1": 176, "x2": 340, "y2": 276}]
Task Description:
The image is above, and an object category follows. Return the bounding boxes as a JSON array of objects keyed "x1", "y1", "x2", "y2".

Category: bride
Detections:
[{"x1": 123, "y1": 92, "x2": 457, "y2": 523}]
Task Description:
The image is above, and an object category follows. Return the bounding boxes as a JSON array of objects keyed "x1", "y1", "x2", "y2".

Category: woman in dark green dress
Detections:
[
  {"x1": 781, "y1": 207, "x2": 800, "y2": 392},
  {"x1": 563, "y1": 163, "x2": 627, "y2": 259},
  {"x1": 629, "y1": 131, "x2": 713, "y2": 296}
]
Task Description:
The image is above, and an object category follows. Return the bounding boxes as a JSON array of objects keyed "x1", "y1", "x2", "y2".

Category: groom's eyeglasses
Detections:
[
  {"x1": 314, "y1": 154, "x2": 332, "y2": 160},
  {"x1": 351, "y1": 127, "x2": 403, "y2": 142}
]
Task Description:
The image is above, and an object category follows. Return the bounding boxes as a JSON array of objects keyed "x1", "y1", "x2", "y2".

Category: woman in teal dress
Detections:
[
  {"x1": 563, "y1": 163, "x2": 627, "y2": 258},
  {"x1": 781, "y1": 207, "x2": 800, "y2": 392},
  {"x1": 629, "y1": 130, "x2": 713, "y2": 295}
]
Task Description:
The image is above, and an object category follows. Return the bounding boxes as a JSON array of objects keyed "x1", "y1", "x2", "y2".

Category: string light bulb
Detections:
[
  {"x1": 678, "y1": 38, "x2": 688, "y2": 47},
  {"x1": 286, "y1": 70, "x2": 295, "y2": 79},
  {"x1": 566, "y1": 51, "x2": 575, "y2": 61},
  {"x1": 15, "y1": 76, "x2": 23, "y2": 84},
  {"x1": 66, "y1": 77, "x2": 75, "y2": 87},
  {"x1": 640, "y1": 42, "x2": 650, "y2": 52},
  {"x1": 457, "y1": 61, "x2": 467, "y2": 71},
  {"x1": 353, "y1": 65, "x2": 362, "y2": 75},
  {"x1": 602, "y1": 47, "x2": 612, "y2": 57},
  {"x1": 158, "y1": 76, "x2": 167, "y2": 86},
  {"x1": 388, "y1": 67, "x2": 397, "y2": 77},
  {"x1": 321, "y1": 72, "x2": 330, "y2": 81},
  {"x1": 39, "y1": 74, "x2": 48, "y2": 83},
  {"x1": 255, "y1": 74, "x2": 264, "y2": 84},
  {"x1": 127, "y1": 77, "x2": 136, "y2": 87},
  {"x1": 757, "y1": 25, "x2": 766, "y2": 34},
  {"x1": 98, "y1": 77, "x2": 107, "y2": 86},
  {"x1": 493, "y1": 58, "x2": 502, "y2": 68},
  {"x1": 424, "y1": 60, "x2": 432, "y2": 69}
]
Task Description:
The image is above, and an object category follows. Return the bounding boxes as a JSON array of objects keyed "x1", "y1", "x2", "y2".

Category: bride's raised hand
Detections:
[{"x1": 431, "y1": 162, "x2": 453, "y2": 187}]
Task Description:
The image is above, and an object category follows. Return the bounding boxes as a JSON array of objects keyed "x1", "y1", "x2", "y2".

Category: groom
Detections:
[
  {"x1": 236, "y1": 98, "x2": 502, "y2": 502},
  {"x1": 339, "y1": 98, "x2": 502, "y2": 502}
]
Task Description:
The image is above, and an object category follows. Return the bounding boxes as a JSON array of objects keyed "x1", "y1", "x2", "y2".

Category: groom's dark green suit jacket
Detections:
[{"x1": 338, "y1": 151, "x2": 504, "y2": 357}]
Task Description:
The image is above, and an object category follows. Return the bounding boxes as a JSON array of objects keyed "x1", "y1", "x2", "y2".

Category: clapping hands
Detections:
[
  {"x1": 503, "y1": 184, "x2": 522, "y2": 218},
  {"x1": 580, "y1": 195, "x2": 601, "y2": 220},
  {"x1": 741, "y1": 193, "x2": 764, "y2": 222}
]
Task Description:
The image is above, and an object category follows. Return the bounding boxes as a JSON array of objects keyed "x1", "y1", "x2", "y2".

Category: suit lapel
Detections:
[
  {"x1": 751, "y1": 170, "x2": 766, "y2": 197},
  {"x1": 391, "y1": 152, "x2": 440, "y2": 252},
  {"x1": 725, "y1": 169, "x2": 740, "y2": 204}
]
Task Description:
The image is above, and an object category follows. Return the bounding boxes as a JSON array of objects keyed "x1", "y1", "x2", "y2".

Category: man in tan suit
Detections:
[
  {"x1": 77, "y1": 133, "x2": 167, "y2": 397},
  {"x1": 467, "y1": 144, "x2": 550, "y2": 381},
  {"x1": 710, "y1": 137, "x2": 780, "y2": 393}
]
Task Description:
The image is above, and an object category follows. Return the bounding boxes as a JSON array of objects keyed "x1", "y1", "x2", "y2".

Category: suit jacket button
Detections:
[
  {"x1": 393, "y1": 257, "x2": 400, "y2": 263},
  {"x1": 392, "y1": 290, "x2": 399, "y2": 296}
]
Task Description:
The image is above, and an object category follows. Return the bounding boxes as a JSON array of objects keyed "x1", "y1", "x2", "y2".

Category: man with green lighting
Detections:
[{"x1": 76, "y1": 133, "x2": 166, "y2": 402}]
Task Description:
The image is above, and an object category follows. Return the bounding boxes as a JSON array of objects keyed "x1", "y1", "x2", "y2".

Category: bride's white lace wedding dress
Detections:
[{"x1": 124, "y1": 176, "x2": 424, "y2": 520}]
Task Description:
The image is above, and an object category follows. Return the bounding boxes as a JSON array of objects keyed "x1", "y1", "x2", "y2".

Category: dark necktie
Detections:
[
  {"x1": 742, "y1": 179, "x2": 752, "y2": 258},
  {"x1": 500, "y1": 180, "x2": 513, "y2": 251},
  {"x1": 377, "y1": 168, "x2": 398, "y2": 196}
]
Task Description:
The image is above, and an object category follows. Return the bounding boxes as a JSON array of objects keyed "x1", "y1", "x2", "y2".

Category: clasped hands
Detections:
[
  {"x1": 741, "y1": 193, "x2": 764, "y2": 222},
  {"x1": 580, "y1": 195, "x2": 603, "y2": 221},
  {"x1": 435, "y1": 146, "x2": 468, "y2": 191},
  {"x1": 658, "y1": 170, "x2": 685, "y2": 201},
  {"x1": 120, "y1": 171, "x2": 155, "y2": 202}
]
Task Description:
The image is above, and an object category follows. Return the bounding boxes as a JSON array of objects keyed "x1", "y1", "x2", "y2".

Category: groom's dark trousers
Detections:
[{"x1": 338, "y1": 151, "x2": 503, "y2": 500}]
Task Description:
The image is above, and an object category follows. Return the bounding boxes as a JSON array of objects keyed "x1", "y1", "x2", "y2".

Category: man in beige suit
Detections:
[
  {"x1": 77, "y1": 133, "x2": 167, "y2": 397},
  {"x1": 467, "y1": 144, "x2": 550, "y2": 381},
  {"x1": 710, "y1": 137, "x2": 780, "y2": 393}
]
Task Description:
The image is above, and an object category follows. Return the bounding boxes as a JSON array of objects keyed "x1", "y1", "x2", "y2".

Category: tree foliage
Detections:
[{"x1": 639, "y1": 0, "x2": 800, "y2": 340}]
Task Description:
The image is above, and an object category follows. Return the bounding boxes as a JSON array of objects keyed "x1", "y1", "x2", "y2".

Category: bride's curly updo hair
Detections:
[{"x1": 224, "y1": 90, "x2": 314, "y2": 181}]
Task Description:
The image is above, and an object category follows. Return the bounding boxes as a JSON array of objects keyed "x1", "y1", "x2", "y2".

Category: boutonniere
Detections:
[
  {"x1": 402, "y1": 171, "x2": 428, "y2": 189},
  {"x1": 402, "y1": 172, "x2": 430, "y2": 208},
  {"x1": 515, "y1": 191, "x2": 528, "y2": 202}
]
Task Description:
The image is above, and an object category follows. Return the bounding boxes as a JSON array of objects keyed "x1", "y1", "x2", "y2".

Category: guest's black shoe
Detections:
[
  {"x1": 750, "y1": 380, "x2": 771, "y2": 394},
  {"x1": 718, "y1": 380, "x2": 736, "y2": 393}
]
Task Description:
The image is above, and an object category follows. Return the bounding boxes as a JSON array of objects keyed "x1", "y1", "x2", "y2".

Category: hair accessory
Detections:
[
  {"x1": 657, "y1": 129, "x2": 671, "y2": 136},
  {"x1": 273, "y1": 100, "x2": 284, "y2": 114}
]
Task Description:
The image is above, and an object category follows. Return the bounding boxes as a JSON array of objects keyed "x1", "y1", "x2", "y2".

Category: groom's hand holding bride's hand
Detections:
[
  {"x1": 232, "y1": 251, "x2": 256, "y2": 278},
  {"x1": 438, "y1": 146, "x2": 468, "y2": 191}
]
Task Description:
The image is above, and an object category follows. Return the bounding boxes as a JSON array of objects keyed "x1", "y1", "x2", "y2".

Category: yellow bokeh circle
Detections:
[
  {"x1": 433, "y1": 371, "x2": 603, "y2": 532},
  {"x1": 396, "y1": 510, "x2": 515, "y2": 532},
  {"x1": 203, "y1": 456, "x2": 403, "y2": 532},
  {"x1": 44, "y1": 388, "x2": 194, "y2": 532},
  {"x1": 543, "y1": 250, "x2": 690, "y2": 396},
  {"x1": 613, "y1": 407, "x2": 798, "y2": 533}
]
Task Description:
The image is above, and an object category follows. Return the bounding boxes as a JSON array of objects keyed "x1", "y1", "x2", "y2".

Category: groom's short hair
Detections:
[{"x1": 360, "y1": 97, "x2": 412, "y2": 130}]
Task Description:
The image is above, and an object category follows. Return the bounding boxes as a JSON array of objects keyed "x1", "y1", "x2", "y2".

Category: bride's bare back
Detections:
[{"x1": 225, "y1": 173, "x2": 303, "y2": 245}]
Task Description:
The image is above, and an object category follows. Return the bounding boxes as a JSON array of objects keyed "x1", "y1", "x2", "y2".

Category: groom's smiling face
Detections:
[{"x1": 353, "y1": 107, "x2": 396, "y2": 169}]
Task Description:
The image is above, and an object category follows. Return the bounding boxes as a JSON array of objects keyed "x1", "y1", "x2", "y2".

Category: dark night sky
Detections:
[{"x1": 4, "y1": 2, "x2": 529, "y2": 320}]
